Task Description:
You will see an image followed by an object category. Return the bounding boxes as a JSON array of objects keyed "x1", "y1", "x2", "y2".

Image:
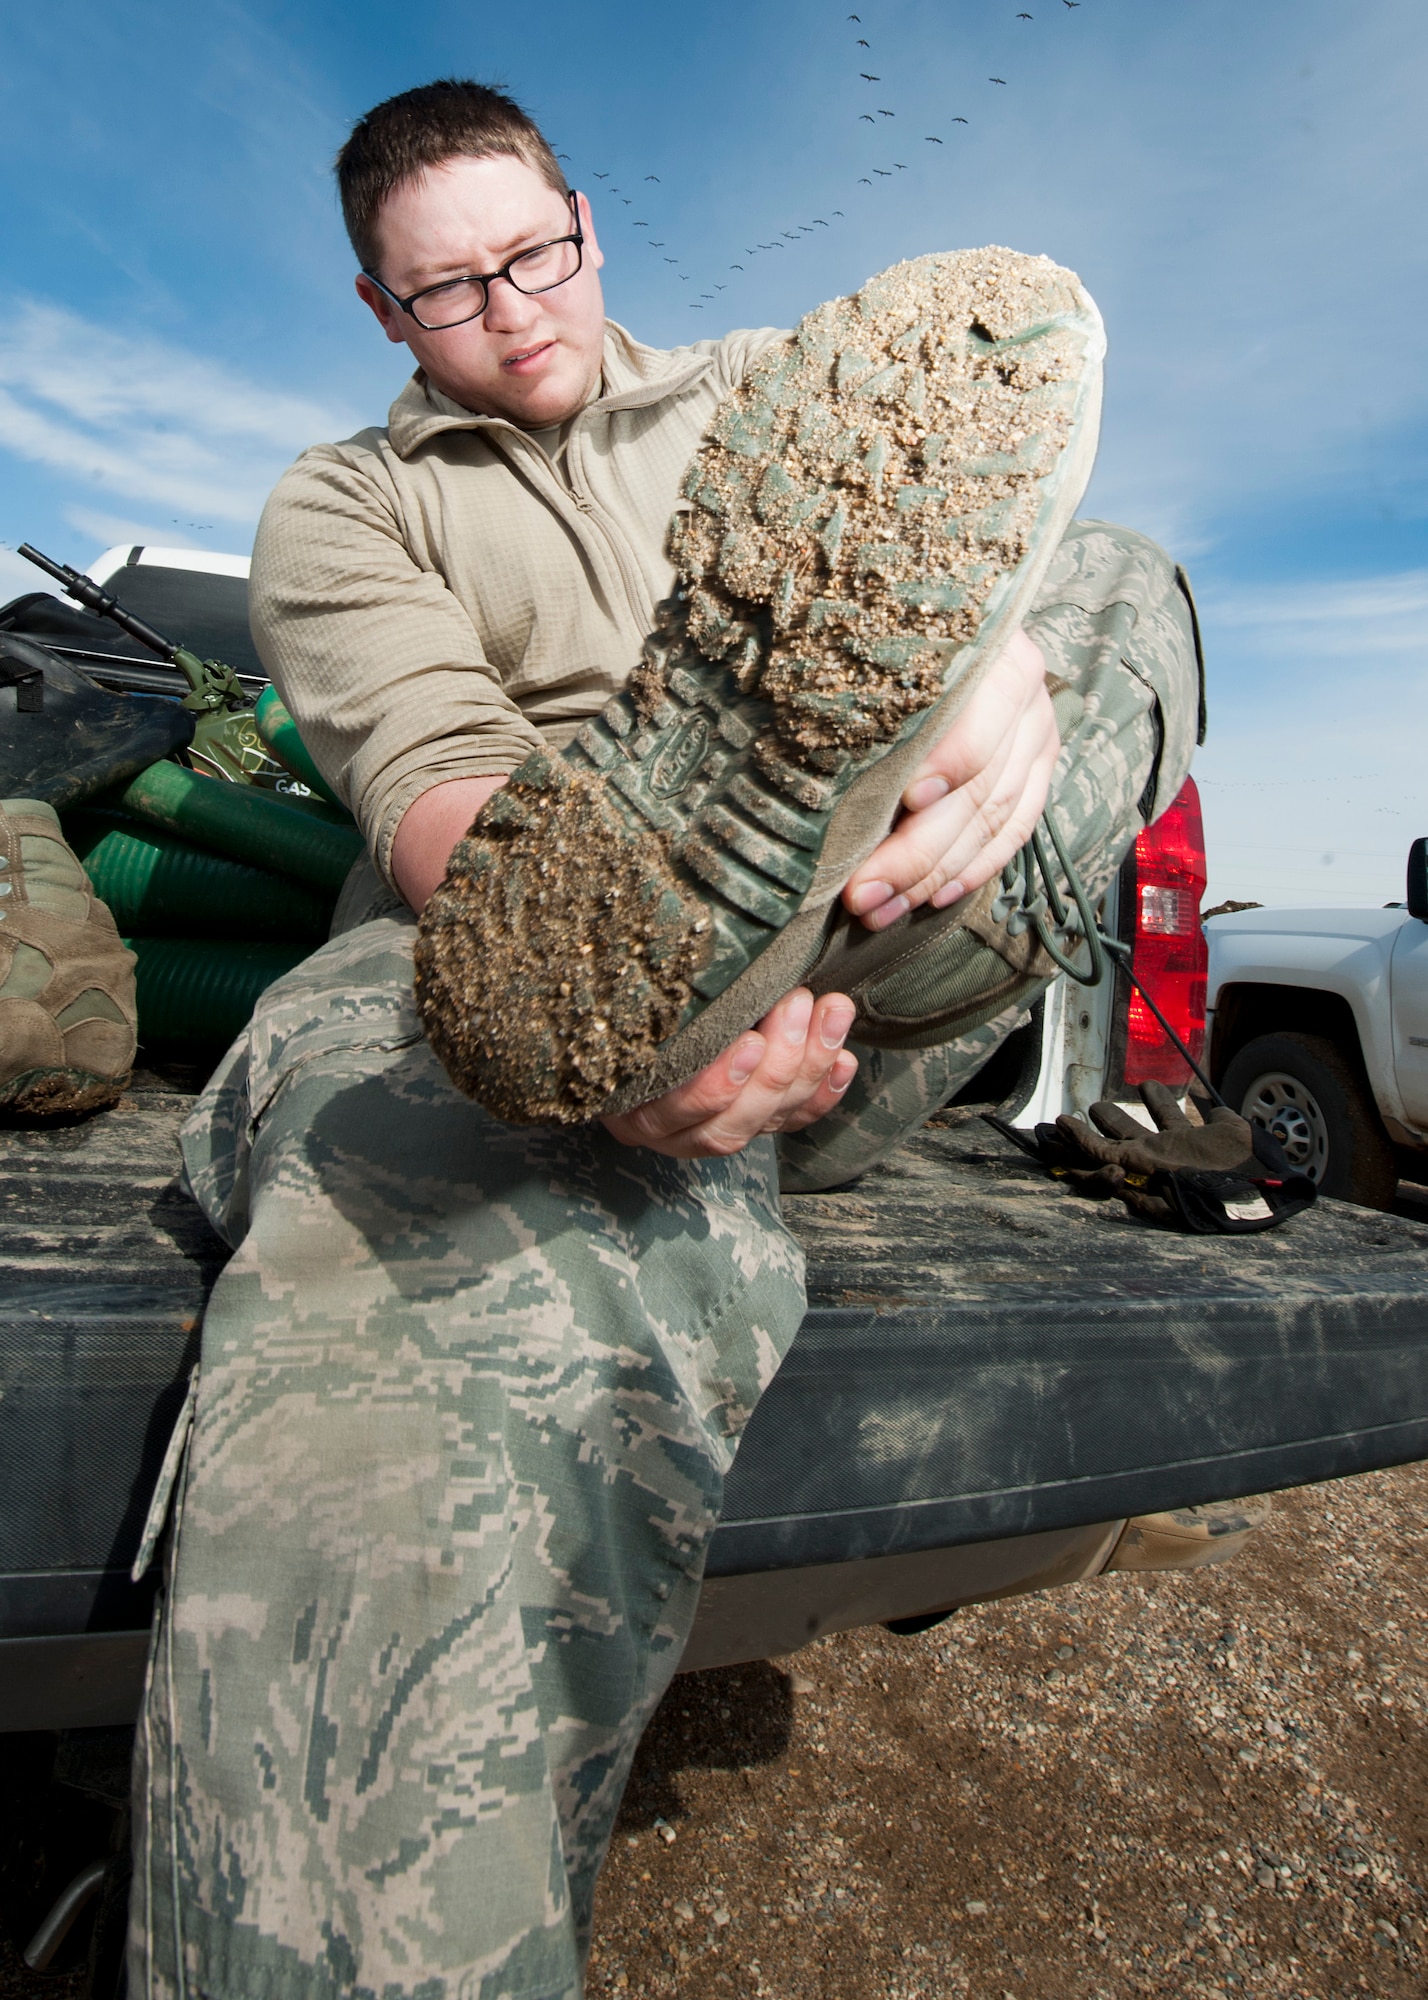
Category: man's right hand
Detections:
[{"x1": 602, "y1": 989, "x2": 857, "y2": 1160}]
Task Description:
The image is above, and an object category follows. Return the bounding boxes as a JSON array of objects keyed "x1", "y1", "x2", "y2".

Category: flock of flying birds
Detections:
[{"x1": 559, "y1": 3, "x2": 1086, "y2": 312}]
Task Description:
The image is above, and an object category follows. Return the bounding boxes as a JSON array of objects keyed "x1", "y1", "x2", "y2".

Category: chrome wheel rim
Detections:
[{"x1": 1238, "y1": 1070, "x2": 1330, "y2": 1182}]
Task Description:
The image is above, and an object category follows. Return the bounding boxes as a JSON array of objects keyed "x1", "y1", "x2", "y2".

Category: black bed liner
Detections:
[{"x1": 3, "y1": 1090, "x2": 1428, "y2": 1652}]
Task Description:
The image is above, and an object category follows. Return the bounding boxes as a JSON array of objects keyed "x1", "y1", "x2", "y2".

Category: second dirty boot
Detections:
[{"x1": 0, "y1": 799, "x2": 138, "y2": 1116}]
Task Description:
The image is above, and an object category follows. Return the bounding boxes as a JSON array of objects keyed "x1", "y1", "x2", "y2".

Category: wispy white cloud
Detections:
[
  {"x1": 1194, "y1": 567, "x2": 1428, "y2": 907},
  {"x1": 0, "y1": 546, "x2": 44, "y2": 601},
  {"x1": 64, "y1": 508, "x2": 207, "y2": 554},
  {"x1": 0, "y1": 300, "x2": 358, "y2": 534},
  {"x1": 1205, "y1": 571, "x2": 1428, "y2": 664}
]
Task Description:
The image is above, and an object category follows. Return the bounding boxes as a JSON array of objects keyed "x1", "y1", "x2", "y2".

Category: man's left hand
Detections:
[{"x1": 842, "y1": 627, "x2": 1058, "y2": 930}]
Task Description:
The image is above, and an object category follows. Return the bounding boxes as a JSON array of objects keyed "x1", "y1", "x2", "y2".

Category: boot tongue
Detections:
[
  {"x1": 0, "y1": 800, "x2": 91, "y2": 921},
  {"x1": 1, "y1": 797, "x2": 62, "y2": 826}
]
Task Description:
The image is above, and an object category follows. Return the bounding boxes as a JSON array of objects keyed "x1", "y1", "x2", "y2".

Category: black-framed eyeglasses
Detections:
[{"x1": 364, "y1": 193, "x2": 584, "y2": 331}]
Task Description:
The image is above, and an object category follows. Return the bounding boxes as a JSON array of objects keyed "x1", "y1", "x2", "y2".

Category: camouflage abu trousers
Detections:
[{"x1": 129, "y1": 521, "x2": 1199, "y2": 1999}]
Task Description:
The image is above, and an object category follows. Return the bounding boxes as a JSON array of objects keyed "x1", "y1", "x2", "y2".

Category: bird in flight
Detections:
[
  {"x1": 645, "y1": 174, "x2": 660, "y2": 182},
  {"x1": 989, "y1": 76, "x2": 1007, "y2": 84},
  {"x1": 860, "y1": 113, "x2": 875, "y2": 122},
  {"x1": 1064, "y1": 1, "x2": 1080, "y2": 7},
  {"x1": 650, "y1": 240, "x2": 664, "y2": 246},
  {"x1": 878, "y1": 107, "x2": 895, "y2": 116},
  {"x1": 555, "y1": 152, "x2": 571, "y2": 161},
  {"x1": 664, "y1": 257, "x2": 678, "y2": 263},
  {"x1": 926, "y1": 134, "x2": 943, "y2": 142},
  {"x1": 832, "y1": 208, "x2": 845, "y2": 216},
  {"x1": 859, "y1": 176, "x2": 873, "y2": 184},
  {"x1": 715, "y1": 283, "x2": 727, "y2": 290},
  {"x1": 634, "y1": 220, "x2": 648, "y2": 226},
  {"x1": 861, "y1": 72, "x2": 880, "y2": 81},
  {"x1": 874, "y1": 166, "x2": 892, "y2": 176},
  {"x1": 593, "y1": 171, "x2": 609, "y2": 179},
  {"x1": 1017, "y1": 10, "x2": 1033, "y2": 17},
  {"x1": 894, "y1": 161, "x2": 907, "y2": 169},
  {"x1": 679, "y1": 273, "x2": 690, "y2": 280},
  {"x1": 813, "y1": 217, "x2": 830, "y2": 226},
  {"x1": 857, "y1": 38, "x2": 870, "y2": 47},
  {"x1": 848, "y1": 11, "x2": 860, "y2": 18},
  {"x1": 731, "y1": 263, "x2": 744, "y2": 269},
  {"x1": 952, "y1": 115, "x2": 969, "y2": 122}
]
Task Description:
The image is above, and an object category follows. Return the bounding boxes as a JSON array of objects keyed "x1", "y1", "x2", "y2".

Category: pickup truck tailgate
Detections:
[{"x1": 4, "y1": 1090, "x2": 1428, "y2": 1719}]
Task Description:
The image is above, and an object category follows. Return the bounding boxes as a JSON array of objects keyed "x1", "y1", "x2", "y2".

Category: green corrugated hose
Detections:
[
  {"x1": 125, "y1": 937, "x2": 312, "y2": 1046},
  {"x1": 254, "y1": 686, "x2": 347, "y2": 811},
  {"x1": 269, "y1": 790, "x2": 356, "y2": 826},
  {"x1": 110, "y1": 760, "x2": 363, "y2": 894},
  {"x1": 64, "y1": 809, "x2": 333, "y2": 942}
]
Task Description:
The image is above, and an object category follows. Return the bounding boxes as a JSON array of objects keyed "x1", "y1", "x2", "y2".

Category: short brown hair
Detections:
[{"x1": 337, "y1": 79, "x2": 569, "y2": 272}]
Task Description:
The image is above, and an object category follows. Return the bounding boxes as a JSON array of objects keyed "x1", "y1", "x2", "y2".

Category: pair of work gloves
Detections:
[{"x1": 992, "y1": 1080, "x2": 1318, "y2": 1234}]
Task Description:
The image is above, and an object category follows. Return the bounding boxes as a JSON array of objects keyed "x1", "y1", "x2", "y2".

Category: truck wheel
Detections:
[{"x1": 1220, "y1": 1031, "x2": 1399, "y2": 1210}]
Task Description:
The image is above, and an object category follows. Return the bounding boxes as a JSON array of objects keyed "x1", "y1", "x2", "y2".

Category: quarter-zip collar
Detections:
[{"x1": 386, "y1": 320, "x2": 713, "y2": 459}]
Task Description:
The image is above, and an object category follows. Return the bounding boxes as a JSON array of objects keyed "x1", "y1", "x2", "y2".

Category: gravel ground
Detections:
[
  {"x1": 586, "y1": 1461, "x2": 1428, "y2": 2000},
  {"x1": 4, "y1": 1464, "x2": 1425, "y2": 2000}
]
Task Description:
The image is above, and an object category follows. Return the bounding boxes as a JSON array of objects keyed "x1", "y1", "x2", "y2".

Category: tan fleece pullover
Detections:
[{"x1": 248, "y1": 320, "x2": 781, "y2": 884}]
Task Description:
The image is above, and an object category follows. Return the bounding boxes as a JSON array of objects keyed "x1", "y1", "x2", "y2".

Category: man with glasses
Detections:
[{"x1": 131, "y1": 77, "x2": 1198, "y2": 2000}]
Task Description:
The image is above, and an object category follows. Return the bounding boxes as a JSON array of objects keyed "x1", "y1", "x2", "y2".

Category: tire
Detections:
[{"x1": 1220, "y1": 1030, "x2": 1399, "y2": 1210}]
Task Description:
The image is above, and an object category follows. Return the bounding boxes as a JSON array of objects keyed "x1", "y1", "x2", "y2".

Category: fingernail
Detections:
[
  {"x1": 729, "y1": 1035, "x2": 763, "y2": 1084},
  {"x1": 905, "y1": 775, "x2": 950, "y2": 809},
  {"x1": 830, "y1": 1061, "x2": 855, "y2": 1094},
  {"x1": 847, "y1": 879, "x2": 895, "y2": 916},
  {"x1": 820, "y1": 1001, "x2": 855, "y2": 1050},
  {"x1": 782, "y1": 989, "x2": 814, "y2": 1045},
  {"x1": 931, "y1": 879, "x2": 966, "y2": 909},
  {"x1": 864, "y1": 894, "x2": 910, "y2": 931}
]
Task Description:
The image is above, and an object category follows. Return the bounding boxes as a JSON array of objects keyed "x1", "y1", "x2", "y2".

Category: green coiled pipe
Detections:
[
  {"x1": 269, "y1": 789, "x2": 356, "y2": 827},
  {"x1": 255, "y1": 687, "x2": 346, "y2": 811},
  {"x1": 111, "y1": 759, "x2": 364, "y2": 894},
  {"x1": 125, "y1": 937, "x2": 312, "y2": 1046},
  {"x1": 63, "y1": 810, "x2": 333, "y2": 942}
]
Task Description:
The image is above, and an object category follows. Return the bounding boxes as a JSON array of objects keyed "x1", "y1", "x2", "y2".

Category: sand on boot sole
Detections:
[{"x1": 417, "y1": 249, "x2": 1090, "y2": 1124}]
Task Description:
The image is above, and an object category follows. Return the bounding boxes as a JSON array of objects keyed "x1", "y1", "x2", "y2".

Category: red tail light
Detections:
[{"x1": 1124, "y1": 776, "x2": 1208, "y2": 1086}]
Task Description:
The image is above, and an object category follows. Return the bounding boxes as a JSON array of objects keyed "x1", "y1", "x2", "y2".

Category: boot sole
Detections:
[
  {"x1": 417, "y1": 248, "x2": 1104, "y2": 1123},
  {"x1": 0, "y1": 1065, "x2": 130, "y2": 1120}
]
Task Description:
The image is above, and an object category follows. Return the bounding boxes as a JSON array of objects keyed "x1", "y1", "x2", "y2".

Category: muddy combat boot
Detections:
[
  {"x1": 0, "y1": 799, "x2": 137, "y2": 1116},
  {"x1": 417, "y1": 247, "x2": 1105, "y2": 1123}
]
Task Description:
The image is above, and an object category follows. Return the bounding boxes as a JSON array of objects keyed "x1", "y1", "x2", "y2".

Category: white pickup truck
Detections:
[{"x1": 1204, "y1": 838, "x2": 1428, "y2": 1209}]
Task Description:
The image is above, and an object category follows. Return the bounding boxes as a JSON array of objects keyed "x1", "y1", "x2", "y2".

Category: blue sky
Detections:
[{"x1": 2, "y1": 0, "x2": 1425, "y2": 907}]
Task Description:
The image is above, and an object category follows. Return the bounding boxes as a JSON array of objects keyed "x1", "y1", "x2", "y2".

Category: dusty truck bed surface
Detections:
[{"x1": 3, "y1": 1084, "x2": 1428, "y2": 1728}]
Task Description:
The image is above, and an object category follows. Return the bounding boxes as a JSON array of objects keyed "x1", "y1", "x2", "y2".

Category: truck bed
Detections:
[{"x1": 5, "y1": 1086, "x2": 1428, "y2": 1724}]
